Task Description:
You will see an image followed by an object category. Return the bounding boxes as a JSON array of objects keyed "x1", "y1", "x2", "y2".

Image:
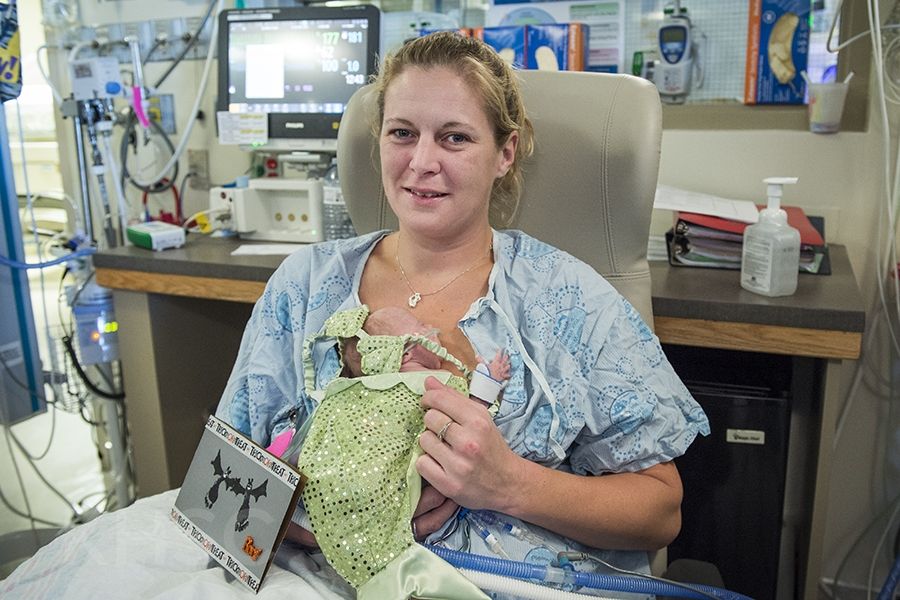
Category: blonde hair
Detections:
[{"x1": 370, "y1": 32, "x2": 534, "y2": 226}]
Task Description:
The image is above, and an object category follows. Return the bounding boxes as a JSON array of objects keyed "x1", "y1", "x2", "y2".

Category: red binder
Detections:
[{"x1": 677, "y1": 205, "x2": 825, "y2": 247}]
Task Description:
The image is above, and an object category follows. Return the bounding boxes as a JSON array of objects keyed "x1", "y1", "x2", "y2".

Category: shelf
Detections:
[{"x1": 662, "y1": 102, "x2": 865, "y2": 132}]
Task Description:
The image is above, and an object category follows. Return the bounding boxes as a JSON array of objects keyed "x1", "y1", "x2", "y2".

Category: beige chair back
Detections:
[{"x1": 337, "y1": 69, "x2": 661, "y2": 328}]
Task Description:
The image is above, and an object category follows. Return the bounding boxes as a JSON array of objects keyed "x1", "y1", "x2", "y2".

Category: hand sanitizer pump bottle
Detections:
[{"x1": 741, "y1": 177, "x2": 801, "y2": 297}]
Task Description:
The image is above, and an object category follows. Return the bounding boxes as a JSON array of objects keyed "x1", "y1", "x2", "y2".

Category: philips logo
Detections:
[{"x1": 285, "y1": 122, "x2": 305, "y2": 129}]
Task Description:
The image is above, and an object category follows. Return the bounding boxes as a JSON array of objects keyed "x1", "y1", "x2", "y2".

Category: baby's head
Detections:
[
  {"x1": 342, "y1": 306, "x2": 441, "y2": 375},
  {"x1": 366, "y1": 307, "x2": 441, "y2": 372}
]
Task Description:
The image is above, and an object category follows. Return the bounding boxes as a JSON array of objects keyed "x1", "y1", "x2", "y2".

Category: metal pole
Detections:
[
  {"x1": 99, "y1": 387, "x2": 131, "y2": 510},
  {"x1": 66, "y1": 99, "x2": 94, "y2": 242}
]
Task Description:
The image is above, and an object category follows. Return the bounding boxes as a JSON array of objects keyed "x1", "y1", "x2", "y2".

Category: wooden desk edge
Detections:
[
  {"x1": 96, "y1": 268, "x2": 863, "y2": 360},
  {"x1": 95, "y1": 267, "x2": 266, "y2": 304},
  {"x1": 655, "y1": 316, "x2": 862, "y2": 360}
]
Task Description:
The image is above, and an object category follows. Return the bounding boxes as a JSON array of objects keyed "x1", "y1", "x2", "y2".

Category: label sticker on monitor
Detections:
[{"x1": 217, "y1": 111, "x2": 268, "y2": 145}]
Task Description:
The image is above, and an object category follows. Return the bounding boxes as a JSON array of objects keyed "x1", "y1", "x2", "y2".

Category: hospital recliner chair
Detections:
[{"x1": 337, "y1": 69, "x2": 702, "y2": 583}]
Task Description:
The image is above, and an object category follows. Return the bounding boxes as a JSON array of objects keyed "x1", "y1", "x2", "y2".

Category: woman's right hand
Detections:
[{"x1": 411, "y1": 482, "x2": 459, "y2": 542}]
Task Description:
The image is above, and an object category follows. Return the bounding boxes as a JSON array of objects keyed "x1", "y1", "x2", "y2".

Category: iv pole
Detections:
[{"x1": 60, "y1": 95, "x2": 132, "y2": 510}]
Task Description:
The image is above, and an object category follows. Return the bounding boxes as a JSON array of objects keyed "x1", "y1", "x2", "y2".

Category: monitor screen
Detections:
[{"x1": 217, "y1": 5, "x2": 380, "y2": 151}]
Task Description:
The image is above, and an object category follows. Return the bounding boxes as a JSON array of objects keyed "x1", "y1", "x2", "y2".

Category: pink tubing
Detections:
[{"x1": 132, "y1": 86, "x2": 150, "y2": 128}]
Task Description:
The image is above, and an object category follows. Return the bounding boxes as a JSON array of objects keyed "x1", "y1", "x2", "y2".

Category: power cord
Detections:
[
  {"x1": 868, "y1": 500, "x2": 900, "y2": 600},
  {"x1": 831, "y1": 494, "x2": 900, "y2": 599},
  {"x1": 60, "y1": 336, "x2": 125, "y2": 401},
  {"x1": 153, "y1": 0, "x2": 218, "y2": 89},
  {"x1": 118, "y1": 110, "x2": 179, "y2": 194},
  {"x1": 829, "y1": 1, "x2": 900, "y2": 596}
]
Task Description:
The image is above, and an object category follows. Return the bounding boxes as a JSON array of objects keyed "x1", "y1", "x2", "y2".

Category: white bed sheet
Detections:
[{"x1": 0, "y1": 490, "x2": 356, "y2": 600}]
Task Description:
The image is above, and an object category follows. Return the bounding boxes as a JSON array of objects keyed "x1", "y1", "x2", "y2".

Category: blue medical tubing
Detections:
[
  {"x1": 876, "y1": 554, "x2": 900, "y2": 600},
  {"x1": 0, "y1": 247, "x2": 96, "y2": 269},
  {"x1": 427, "y1": 545, "x2": 753, "y2": 600}
]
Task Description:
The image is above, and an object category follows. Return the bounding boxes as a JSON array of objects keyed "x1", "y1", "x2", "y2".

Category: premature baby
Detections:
[{"x1": 341, "y1": 305, "x2": 510, "y2": 406}]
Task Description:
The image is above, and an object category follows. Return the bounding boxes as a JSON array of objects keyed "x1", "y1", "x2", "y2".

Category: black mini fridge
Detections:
[{"x1": 664, "y1": 345, "x2": 793, "y2": 600}]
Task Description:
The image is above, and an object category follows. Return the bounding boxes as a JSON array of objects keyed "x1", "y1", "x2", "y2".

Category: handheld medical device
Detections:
[{"x1": 654, "y1": 1, "x2": 695, "y2": 104}]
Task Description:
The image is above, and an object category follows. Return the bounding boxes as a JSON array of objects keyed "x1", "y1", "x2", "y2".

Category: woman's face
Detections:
[{"x1": 380, "y1": 66, "x2": 517, "y2": 239}]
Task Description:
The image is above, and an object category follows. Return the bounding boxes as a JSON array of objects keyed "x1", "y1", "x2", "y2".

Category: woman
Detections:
[{"x1": 217, "y1": 31, "x2": 709, "y2": 594}]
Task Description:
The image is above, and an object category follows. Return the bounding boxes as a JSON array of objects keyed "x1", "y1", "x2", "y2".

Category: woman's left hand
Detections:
[{"x1": 417, "y1": 376, "x2": 522, "y2": 512}]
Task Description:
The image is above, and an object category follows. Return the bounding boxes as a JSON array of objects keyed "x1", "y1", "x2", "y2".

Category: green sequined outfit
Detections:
[{"x1": 296, "y1": 306, "x2": 488, "y2": 599}]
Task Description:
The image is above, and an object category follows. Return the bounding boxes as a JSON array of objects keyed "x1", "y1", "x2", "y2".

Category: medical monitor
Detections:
[{"x1": 217, "y1": 5, "x2": 380, "y2": 152}]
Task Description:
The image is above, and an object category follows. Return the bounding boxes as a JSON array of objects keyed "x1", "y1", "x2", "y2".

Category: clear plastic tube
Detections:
[
  {"x1": 465, "y1": 511, "x2": 510, "y2": 559},
  {"x1": 473, "y1": 510, "x2": 545, "y2": 545},
  {"x1": 0, "y1": 247, "x2": 96, "y2": 270}
]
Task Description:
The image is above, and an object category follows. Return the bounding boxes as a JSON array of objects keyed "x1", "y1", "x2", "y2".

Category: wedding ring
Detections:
[
  {"x1": 436, "y1": 420, "x2": 453, "y2": 442},
  {"x1": 412, "y1": 520, "x2": 418, "y2": 540}
]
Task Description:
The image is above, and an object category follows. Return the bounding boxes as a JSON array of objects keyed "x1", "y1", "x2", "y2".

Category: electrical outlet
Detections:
[{"x1": 187, "y1": 148, "x2": 210, "y2": 191}]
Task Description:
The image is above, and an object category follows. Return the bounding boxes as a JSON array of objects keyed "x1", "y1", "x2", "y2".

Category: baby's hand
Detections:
[
  {"x1": 469, "y1": 350, "x2": 509, "y2": 411},
  {"x1": 485, "y1": 350, "x2": 510, "y2": 383}
]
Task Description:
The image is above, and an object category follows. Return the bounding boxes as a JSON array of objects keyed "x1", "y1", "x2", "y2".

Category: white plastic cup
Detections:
[{"x1": 807, "y1": 82, "x2": 849, "y2": 134}]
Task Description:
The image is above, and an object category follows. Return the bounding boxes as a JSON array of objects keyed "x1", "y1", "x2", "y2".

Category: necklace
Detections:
[{"x1": 395, "y1": 236, "x2": 493, "y2": 308}]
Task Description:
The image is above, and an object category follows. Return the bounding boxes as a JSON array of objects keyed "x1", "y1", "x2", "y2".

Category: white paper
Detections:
[
  {"x1": 216, "y1": 112, "x2": 268, "y2": 145},
  {"x1": 231, "y1": 244, "x2": 302, "y2": 256},
  {"x1": 654, "y1": 185, "x2": 760, "y2": 224}
]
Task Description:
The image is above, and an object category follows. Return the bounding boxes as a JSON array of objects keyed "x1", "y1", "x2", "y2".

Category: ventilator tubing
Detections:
[
  {"x1": 876, "y1": 554, "x2": 900, "y2": 600},
  {"x1": 427, "y1": 545, "x2": 754, "y2": 600}
]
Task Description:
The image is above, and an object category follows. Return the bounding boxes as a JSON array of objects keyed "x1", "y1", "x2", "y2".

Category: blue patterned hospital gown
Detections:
[{"x1": 216, "y1": 229, "x2": 710, "y2": 599}]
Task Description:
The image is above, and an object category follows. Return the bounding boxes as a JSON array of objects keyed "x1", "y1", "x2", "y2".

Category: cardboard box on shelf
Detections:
[
  {"x1": 744, "y1": 0, "x2": 810, "y2": 104},
  {"x1": 526, "y1": 23, "x2": 589, "y2": 71},
  {"x1": 487, "y1": 0, "x2": 623, "y2": 73},
  {"x1": 473, "y1": 26, "x2": 527, "y2": 69}
]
